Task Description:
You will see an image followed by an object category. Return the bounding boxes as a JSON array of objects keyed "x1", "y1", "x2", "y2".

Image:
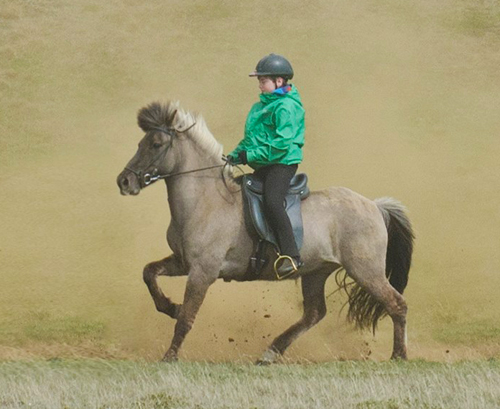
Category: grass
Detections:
[
  {"x1": 0, "y1": 359, "x2": 499, "y2": 408},
  {"x1": 433, "y1": 321, "x2": 500, "y2": 345},
  {"x1": 0, "y1": 312, "x2": 106, "y2": 346}
]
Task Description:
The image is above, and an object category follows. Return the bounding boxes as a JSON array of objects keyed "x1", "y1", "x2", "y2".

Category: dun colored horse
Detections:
[{"x1": 117, "y1": 101, "x2": 414, "y2": 363}]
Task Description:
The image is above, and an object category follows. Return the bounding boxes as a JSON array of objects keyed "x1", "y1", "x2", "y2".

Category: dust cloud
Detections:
[{"x1": 1, "y1": 0, "x2": 499, "y2": 361}]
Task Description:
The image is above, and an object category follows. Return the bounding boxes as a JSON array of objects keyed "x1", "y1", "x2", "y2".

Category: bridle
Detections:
[{"x1": 124, "y1": 123, "x2": 232, "y2": 187}]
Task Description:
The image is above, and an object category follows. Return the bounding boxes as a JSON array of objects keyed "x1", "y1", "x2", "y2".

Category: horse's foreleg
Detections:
[
  {"x1": 257, "y1": 272, "x2": 330, "y2": 365},
  {"x1": 143, "y1": 255, "x2": 186, "y2": 319},
  {"x1": 162, "y1": 271, "x2": 216, "y2": 362}
]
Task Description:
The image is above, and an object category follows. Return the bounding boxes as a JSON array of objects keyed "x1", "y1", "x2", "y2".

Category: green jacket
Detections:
[{"x1": 229, "y1": 85, "x2": 305, "y2": 170}]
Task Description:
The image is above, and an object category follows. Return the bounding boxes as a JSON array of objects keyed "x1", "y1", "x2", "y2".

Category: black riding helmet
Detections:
[{"x1": 249, "y1": 53, "x2": 294, "y2": 80}]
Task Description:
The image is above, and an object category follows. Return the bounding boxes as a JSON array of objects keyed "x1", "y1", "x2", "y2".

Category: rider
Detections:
[{"x1": 227, "y1": 53, "x2": 305, "y2": 275}]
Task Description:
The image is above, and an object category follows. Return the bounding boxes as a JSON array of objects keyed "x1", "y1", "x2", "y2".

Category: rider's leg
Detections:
[{"x1": 260, "y1": 164, "x2": 300, "y2": 264}]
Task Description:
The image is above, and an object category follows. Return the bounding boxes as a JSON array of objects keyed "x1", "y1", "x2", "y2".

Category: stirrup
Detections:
[{"x1": 273, "y1": 254, "x2": 299, "y2": 280}]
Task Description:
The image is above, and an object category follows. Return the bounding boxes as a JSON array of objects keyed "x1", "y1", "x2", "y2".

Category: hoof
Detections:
[
  {"x1": 390, "y1": 353, "x2": 408, "y2": 361},
  {"x1": 156, "y1": 302, "x2": 181, "y2": 319},
  {"x1": 256, "y1": 349, "x2": 280, "y2": 366},
  {"x1": 168, "y1": 304, "x2": 181, "y2": 320},
  {"x1": 161, "y1": 350, "x2": 179, "y2": 363}
]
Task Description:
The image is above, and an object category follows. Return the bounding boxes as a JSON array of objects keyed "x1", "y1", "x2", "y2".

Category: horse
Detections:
[{"x1": 116, "y1": 101, "x2": 414, "y2": 364}]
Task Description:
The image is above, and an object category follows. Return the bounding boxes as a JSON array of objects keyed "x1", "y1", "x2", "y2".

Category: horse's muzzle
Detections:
[{"x1": 117, "y1": 169, "x2": 141, "y2": 196}]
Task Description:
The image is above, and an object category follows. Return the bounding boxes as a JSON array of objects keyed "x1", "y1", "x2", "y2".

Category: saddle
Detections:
[{"x1": 242, "y1": 173, "x2": 310, "y2": 277}]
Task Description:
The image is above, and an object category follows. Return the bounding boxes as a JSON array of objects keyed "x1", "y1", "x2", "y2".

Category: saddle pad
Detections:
[{"x1": 242, "y1": 173, "x2": 309, "y2": 251}]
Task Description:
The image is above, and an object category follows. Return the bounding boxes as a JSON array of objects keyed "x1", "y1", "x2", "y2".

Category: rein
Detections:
[
  {"x1": 124, "y1": 124, "x2": 240, "y2": 187},
  {"x1": 143, "y1": 163, "x2": 225, "y2": 185}
]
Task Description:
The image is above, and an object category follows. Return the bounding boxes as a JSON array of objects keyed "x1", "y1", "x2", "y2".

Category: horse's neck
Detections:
[{"x1": 165, "y1": 141, "x2": 225, "y2": 225}]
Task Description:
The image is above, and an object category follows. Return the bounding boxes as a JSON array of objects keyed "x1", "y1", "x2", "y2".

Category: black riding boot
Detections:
[{"x1": 275, "y1": 255, "x2": 303, "y2": 277}]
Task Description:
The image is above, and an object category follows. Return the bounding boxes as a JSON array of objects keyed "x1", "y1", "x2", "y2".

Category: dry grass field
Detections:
[{"x1": 0, "y1": 359, "x2": 499, "y2": 409}]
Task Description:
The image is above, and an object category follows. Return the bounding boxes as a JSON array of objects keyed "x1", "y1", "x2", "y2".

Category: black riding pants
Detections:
[{"x1": 253, "y1": 164, "x2": 299, "y2": 258}]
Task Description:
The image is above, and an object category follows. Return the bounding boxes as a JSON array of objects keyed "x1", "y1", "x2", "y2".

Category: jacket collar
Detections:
[{"x1": 259, "y1": 84, "x2": 294, "y2": 105}]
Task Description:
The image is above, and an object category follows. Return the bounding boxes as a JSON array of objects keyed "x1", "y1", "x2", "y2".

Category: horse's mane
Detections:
[{"x1": 137, "y1": 101, "x2": 223, "y2": 159}]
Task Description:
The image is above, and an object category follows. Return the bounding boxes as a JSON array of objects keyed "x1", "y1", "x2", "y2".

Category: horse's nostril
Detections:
[{"x1": 122, "y1": 178, "x2": 129, "y2": 187}]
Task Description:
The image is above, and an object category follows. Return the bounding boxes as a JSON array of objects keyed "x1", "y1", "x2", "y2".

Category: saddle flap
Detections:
[{"x1": 242, "y1": 172, "x2": 308, "y2": 252}]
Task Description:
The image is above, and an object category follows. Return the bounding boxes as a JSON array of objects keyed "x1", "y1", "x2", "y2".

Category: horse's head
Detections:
[{"x1": 117, "y1": 102, "x2": 181, "y2": 195}]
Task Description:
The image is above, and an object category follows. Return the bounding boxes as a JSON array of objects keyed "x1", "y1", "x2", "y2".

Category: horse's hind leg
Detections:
[
  {"x1": 383, "y1": 285, "x2": 408, "y2": 360},
  {"x1": 143, "y1": 254, "x2": 186, "y2": 319},
  {"x1": 347, "y1": 264, "x2": 408, "y2": 360},
  {"x1": 375, "y1": 283, "x2": 407, "y2": 359},
  {"x1": 257, "y1": 272, "x2": 330, "y2": 365}
]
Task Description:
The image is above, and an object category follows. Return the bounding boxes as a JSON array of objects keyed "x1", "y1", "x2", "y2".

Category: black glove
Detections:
[
  {"x1": 238, "y1": 150, "x2": 248, "y2": 165},
  {"x1": 225, "y1": 155, "x2": 235, "y2": 164}
]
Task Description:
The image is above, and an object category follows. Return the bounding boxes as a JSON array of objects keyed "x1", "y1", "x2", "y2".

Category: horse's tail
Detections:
[
  {"x1": 339, "y1": 197, "x2": 414, "y2": 333},
  {"x1": 376, "y1": 197, "x2": 414, "y2": 295}
]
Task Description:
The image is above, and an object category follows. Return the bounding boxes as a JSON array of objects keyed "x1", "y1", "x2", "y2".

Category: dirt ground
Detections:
[{"x1": 1, "y1": 0, "x2": 499, "y2": 362}]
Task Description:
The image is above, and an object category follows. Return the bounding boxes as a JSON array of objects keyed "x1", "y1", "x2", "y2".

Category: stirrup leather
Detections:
[{"x1": 273, "y1": 254, "x2": 299, "y2": 280}]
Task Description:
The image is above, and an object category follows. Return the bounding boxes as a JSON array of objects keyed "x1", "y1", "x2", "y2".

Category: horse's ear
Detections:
[
  {"x1": 167, "y1": 109, "x2": 178, "y2": 127},
  {"x1": 174, "y1": 113, "x2": 196, "y2": 133}
]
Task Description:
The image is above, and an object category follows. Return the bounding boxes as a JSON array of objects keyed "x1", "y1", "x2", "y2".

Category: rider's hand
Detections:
[{"x1": 238, "y1": 151, "x2": 248, "y2": 165}]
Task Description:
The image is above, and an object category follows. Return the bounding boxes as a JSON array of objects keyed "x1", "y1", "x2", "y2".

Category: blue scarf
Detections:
[{"x1": 273, "y1": 85, "x2": 292, "y2": 95}]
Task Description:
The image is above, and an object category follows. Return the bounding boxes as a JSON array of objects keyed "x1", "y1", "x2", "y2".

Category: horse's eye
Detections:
[{"x1": 153, "y1": 142, "x2": 162, "y2": 149}]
